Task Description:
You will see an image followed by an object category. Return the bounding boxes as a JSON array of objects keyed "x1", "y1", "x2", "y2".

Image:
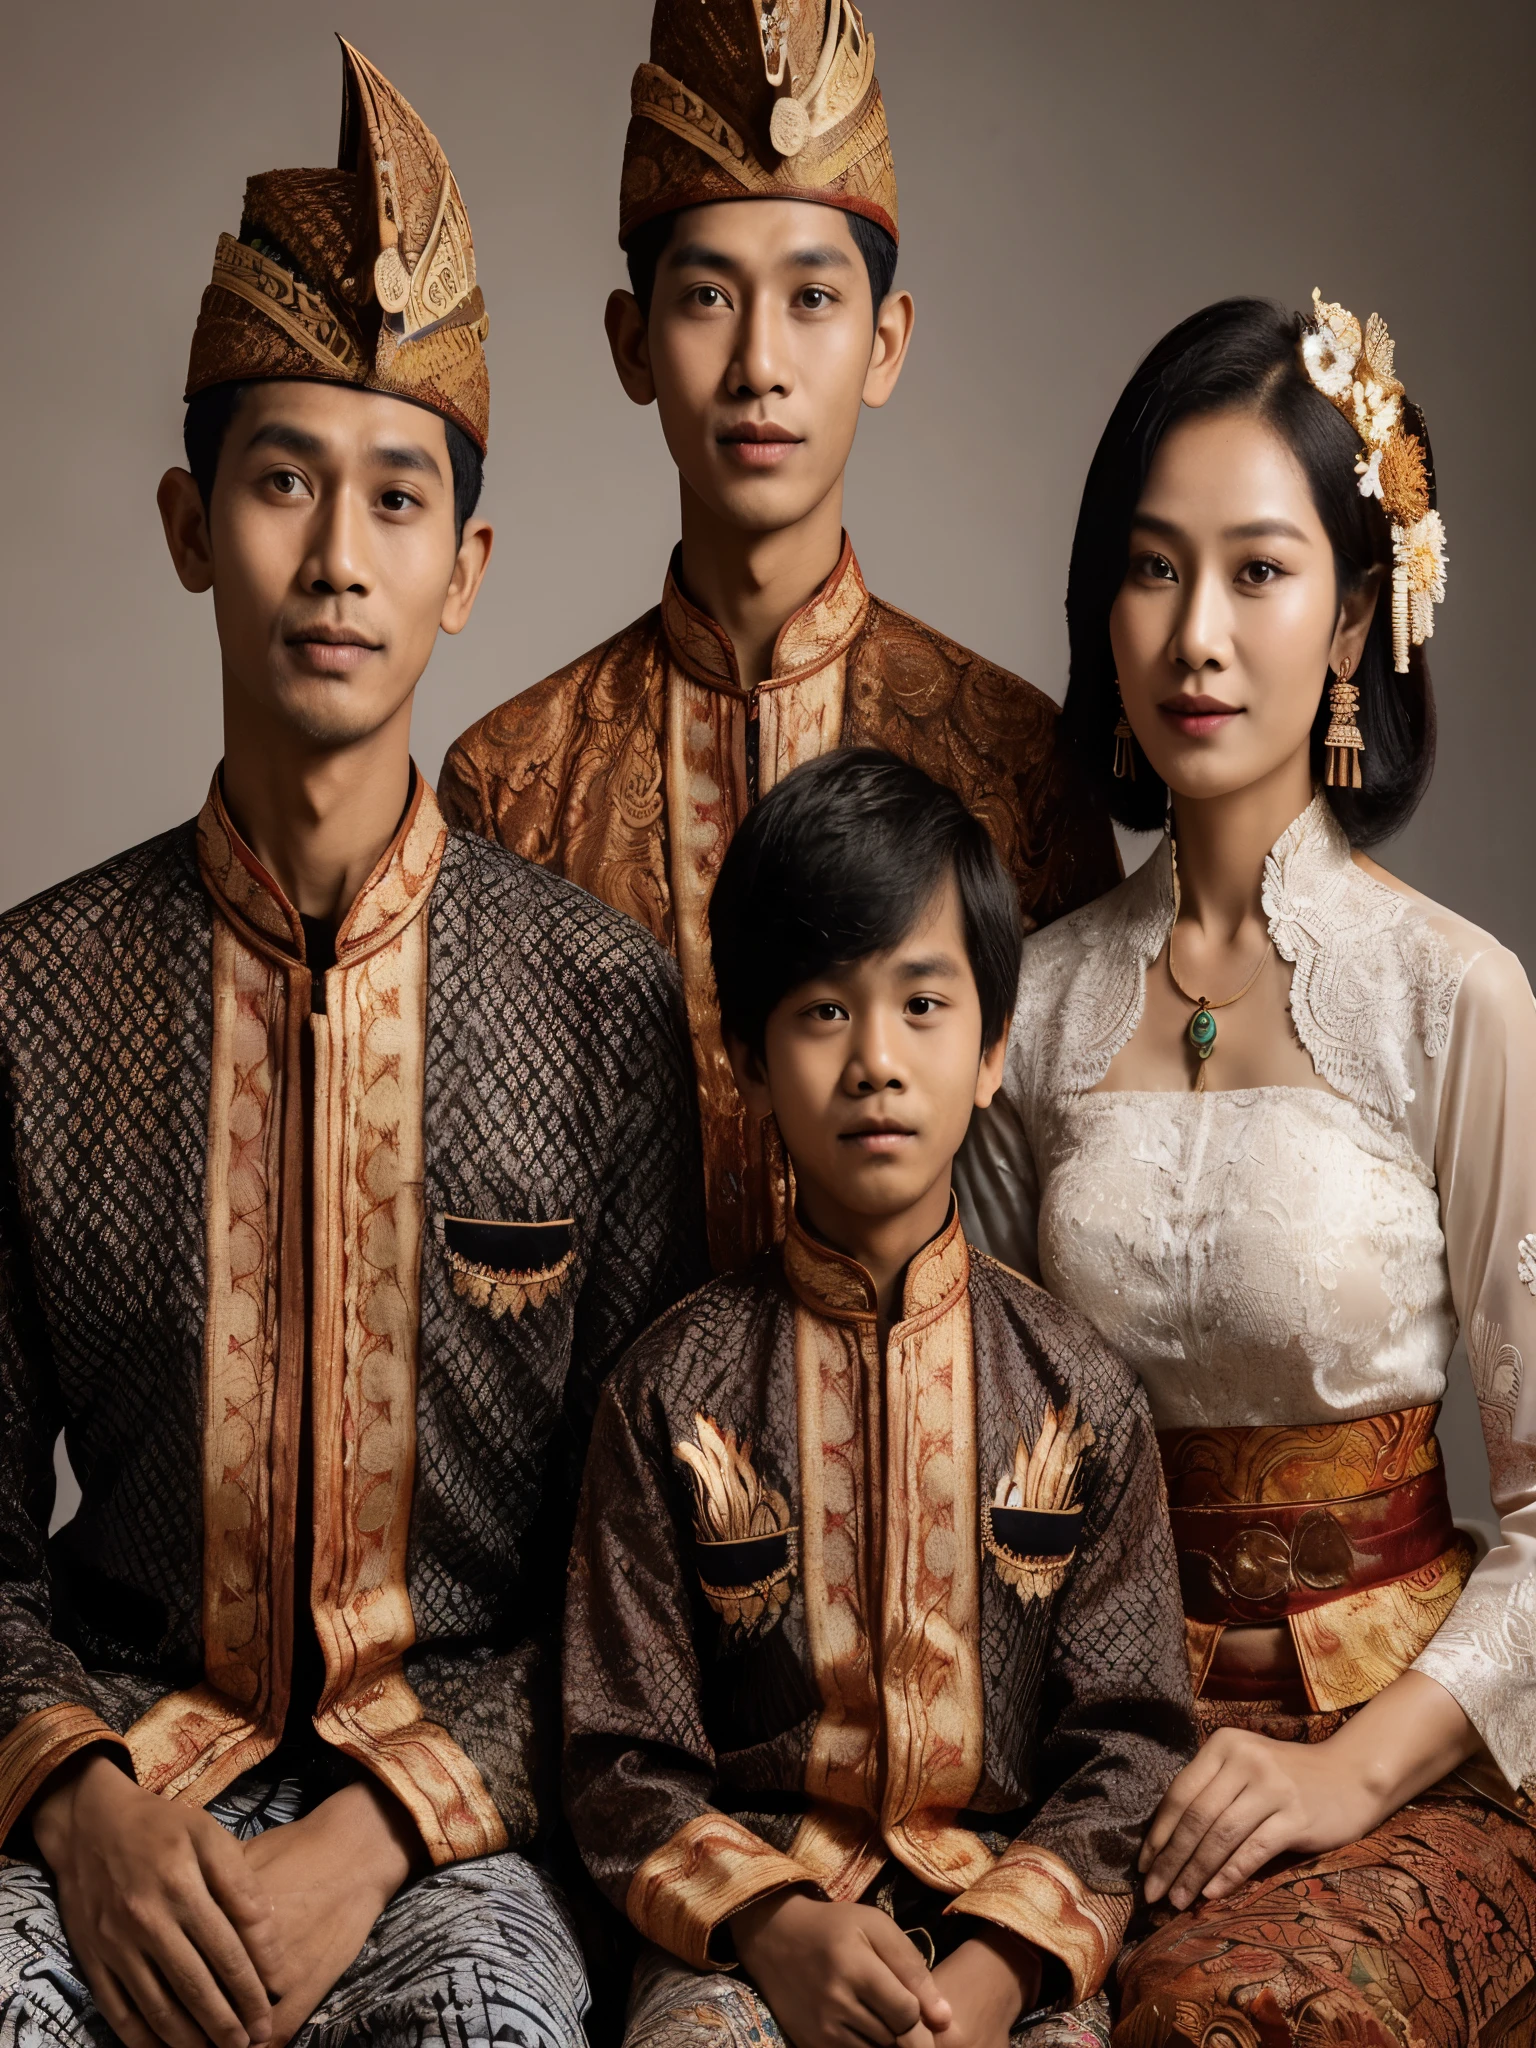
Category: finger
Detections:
[
  {"x1": 1139, "y1": 1747, "x2": 1228, "y2": 1871},
  {"x1": 82, "y1": 1960, "x2": 165, "y2": 2048},
  {"x1": 194, "y1": 1830, "x2": 280, "y2": 2011},
  {"x1": 864, "y1": 1921, "x2": 951, "y2": 2031},
  {"x1": 182, "y1": 1885, "x2": 276, "y2": 2039},
  {"x1": 111, "y1": 1948, "x2": 221, "y2": 2048},
  {"x1": 141, "y1": 1920, "x2": 255, "y2": 2048},
  {"x1": 1143, "y1": 1762, "x2": 1250, "y2": 1899},
  {"x1": 1200, "y1": 1817, "x2": 1292, "y2": 1901},
  {"x1": 894, "y1": 2029, "x2": 939, "y2": 2048},
  {"x1": 1165, "y1": 1792, "x2": 1281, "y2": 1910}
]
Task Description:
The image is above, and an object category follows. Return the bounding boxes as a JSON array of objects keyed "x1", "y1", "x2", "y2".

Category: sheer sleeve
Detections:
[{"x1": 1411, "y1": 941, "x2": 1536, "y2": 1799}]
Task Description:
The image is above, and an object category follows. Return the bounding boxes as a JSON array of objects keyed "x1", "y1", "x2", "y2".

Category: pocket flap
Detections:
[
  {"x1": 695, "y1": 1528, "x2": 798, "y2": 1592},
  {"x1": 442, "y1": 1215, "x2": 574, "y2": 1274},
  {"x1": 986, "y1": 1503, "x2": 1082, "y2": 1560}
]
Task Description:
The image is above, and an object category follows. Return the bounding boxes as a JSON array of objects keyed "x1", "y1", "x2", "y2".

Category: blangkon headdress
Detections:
[
  {"x1": 1299, "y1": 289, "x2": 1446, "y2": 672},
  {"x1": 185, "y1": 39, "x2": 489, "y2": 451},
  {"x1": 620, "y1": 0, "x2": 898, "y2": 248}
]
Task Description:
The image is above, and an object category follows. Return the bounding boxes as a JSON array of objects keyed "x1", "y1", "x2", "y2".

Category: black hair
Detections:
[
  {"x1": 182, "y1": 381, "x2": 485, "y2": 542},
  {"x1": 624, "y1": 205, "x2": 898, "y2": 324},
  {"x1": 709, "y1": 747, "x2": 1023, "y2": 1062},
  {"x1": 1060, "y1": 296, "x2": 1436, "y2": 847}
]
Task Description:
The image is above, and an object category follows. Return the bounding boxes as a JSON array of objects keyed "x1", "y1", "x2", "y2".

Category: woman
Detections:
[{"x1": 957, "y1": 295, "x2": 1536, "y2": 2048}]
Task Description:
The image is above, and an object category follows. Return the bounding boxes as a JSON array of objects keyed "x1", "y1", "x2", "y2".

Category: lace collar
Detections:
[
  {"x1": 659, "y1": 533, "x2": 870, "y2": 696},
  {"x1": 1046, "y1": 792, "x2": 1464, "y2": 1123},
  {"x1": 196, "y1": 765, "x2": 447, "y2": 971}
]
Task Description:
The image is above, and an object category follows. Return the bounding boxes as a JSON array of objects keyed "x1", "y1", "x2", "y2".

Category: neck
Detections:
[
  {"x1": 797, "y1": 1172, "x2": 954, "y2": 1341},
  {"x1": 219, "y1": 678, "x2": 415, "y2": 924},
  {"x1": 677, "y1": 475, "x2": 846, "y2": 690},
  {"x1": 1170, "y1": 750, "x2": 1314, "y2": 942}
]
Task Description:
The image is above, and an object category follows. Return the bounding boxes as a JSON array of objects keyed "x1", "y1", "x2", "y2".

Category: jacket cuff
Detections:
[
  {"x1": 626, "y1": 1810, "x2": 818, "y2": 1970},
  {"x1": 0, "y1": 1703, "x2": 132, "y2": 1843},
  {"x1": 947, "y1": 1842, "x2": 1131, "y2": 2004},
  {"x1": 319, "y1": 1679, "x2": 509, "y2": 1868}
]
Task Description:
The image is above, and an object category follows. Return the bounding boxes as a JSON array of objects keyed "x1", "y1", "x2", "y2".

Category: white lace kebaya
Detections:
[{"x1": 957, "y1": 792, "x2": 1536, "y2": 1801}]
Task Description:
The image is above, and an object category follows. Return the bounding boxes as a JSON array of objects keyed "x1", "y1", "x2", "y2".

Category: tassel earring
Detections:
[
  {"x1": 1323, "y1": 656, "x2": 1363, "y2": 789},
  {"x1": 1113, "y1": 690, "x2": 1136, "y2": 780}
]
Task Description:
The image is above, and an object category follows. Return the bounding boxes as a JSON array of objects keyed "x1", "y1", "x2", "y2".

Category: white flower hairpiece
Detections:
[{"x1": 1299, "y1": 288, "x2": 1446, "y2": 671}]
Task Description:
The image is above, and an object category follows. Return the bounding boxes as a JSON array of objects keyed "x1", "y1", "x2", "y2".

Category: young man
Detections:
[
  {"x1": 563, "y1": 752, "x2": 1194, "y2": 2048},
  {"x1": 440, "y1": 0, "x2": 1120, "y2": 1274},
  {"x1": 0, "y1": 43, "x2": 702, "y2": 2048}
]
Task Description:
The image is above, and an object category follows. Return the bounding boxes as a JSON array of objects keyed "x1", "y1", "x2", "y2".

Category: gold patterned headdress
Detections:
[
  {"x1": 185, "y1": 40, "x2": 489, "y2": 451},
  {"x1": 620, "y1": 0, "x2": 898, "y2": 248},
  {"x1": 1298, "y1": 289, "x2": 1445, "y2": 672}
]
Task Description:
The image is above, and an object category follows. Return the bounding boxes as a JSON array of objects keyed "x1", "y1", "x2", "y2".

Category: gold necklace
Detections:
[{"x1": 1166, "y1": 842, "x2": 1272, "y2": 1092}]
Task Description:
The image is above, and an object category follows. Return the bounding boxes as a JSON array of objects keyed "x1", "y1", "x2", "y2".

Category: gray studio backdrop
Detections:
[{"x1": 3, "y1": 1, "x2": 1530, "y2": 1532}]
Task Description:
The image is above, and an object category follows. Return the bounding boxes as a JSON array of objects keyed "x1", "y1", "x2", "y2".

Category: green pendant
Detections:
[{"x1": 1188, "y1": 1006, "x2": 1217, "y2": 1061}]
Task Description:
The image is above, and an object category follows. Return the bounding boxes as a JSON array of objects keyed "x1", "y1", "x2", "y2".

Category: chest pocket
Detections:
[
  {"x1": 675, "y1": 1413, "x2": 798, "y2": 1648},
  {"x1": 439, "y1": 1214, "x2": 576, "y2": 1321},
  {"x1": 983, "y1": 1397, "x2": 1094, "y2": 1606}
]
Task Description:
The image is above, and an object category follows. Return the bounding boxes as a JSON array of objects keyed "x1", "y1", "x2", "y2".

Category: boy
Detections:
[
  {"x1": 564, "y1": 752, "x2": 1194, "y2": 2047},
  {"x1": 0, "y1": 42, "x2": 702, "y2": 2048},
  {"x1": 440, "y1": 0, "x2": 1119, "y2": 1273}
]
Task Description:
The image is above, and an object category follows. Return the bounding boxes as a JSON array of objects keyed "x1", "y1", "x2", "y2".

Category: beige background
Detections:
[{"x1": 2, "y1": 1, "x2": 1529, "y2": 1529}]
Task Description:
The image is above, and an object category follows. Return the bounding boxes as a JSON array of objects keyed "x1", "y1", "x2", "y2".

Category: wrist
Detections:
[
  {"x1": 729, "y1": 1885, "x2": 813, "y2": 1966},
  {"x1": 329, "y1": 1778, "x2": 427, "y2": 1899},
  {"x1": 949, "y1": 1923, "x2": 1043, "y2": 2016},
  {"x1": 28, "y1": 1748, "x2": 128, "y2": 1857}
]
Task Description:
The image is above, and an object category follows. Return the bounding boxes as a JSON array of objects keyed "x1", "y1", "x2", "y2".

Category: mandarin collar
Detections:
[
  {"x1": 660, "y1": 533, "x2": 870, "y2": 695},
  {"x1": 196, "y1": 765, "x2": 447, "y2": 970},
  {"x1": 782, "y1": 1197, "x2": 970, "y2": 1329}
]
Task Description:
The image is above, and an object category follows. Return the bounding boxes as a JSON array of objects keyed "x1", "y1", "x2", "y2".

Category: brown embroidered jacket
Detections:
[
  {"x1": 439, "y1": 541, "x2": 1120, "y2": 1271},
  {"x1": 563, "y1": 1207, "x2": 1195, "y2": 2002},
  {"x1": 0, "y1": 775, "x2": 705, "y2": 1862}
]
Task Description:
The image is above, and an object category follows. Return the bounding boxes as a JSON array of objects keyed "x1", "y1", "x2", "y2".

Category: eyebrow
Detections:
[
  {"x1": 664, "y1": 240, "x2": 854, "y2": 274},
  {"x1": 896, "y1": 952, "x2": 963, "y2": 979},
  {"x1": 244, "y1": 422, "x2": 443, "y2": 481},
  {"x1": 1130, "y1": 510, "x2": 1311, "y2": 543}
]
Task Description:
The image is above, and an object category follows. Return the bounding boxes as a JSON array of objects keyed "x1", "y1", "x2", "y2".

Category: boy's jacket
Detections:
[
  {"x1": 0, "y1": 776, "x2": 704, "y2": 1860},
  {"x1": 564, "y1": 1206, "x2": 1195, "y2": 2001}
]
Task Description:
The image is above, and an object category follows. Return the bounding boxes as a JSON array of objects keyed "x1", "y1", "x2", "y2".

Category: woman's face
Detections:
[{"x1": 1110, "y1": 408, "x2": 1377, "y2": 805}]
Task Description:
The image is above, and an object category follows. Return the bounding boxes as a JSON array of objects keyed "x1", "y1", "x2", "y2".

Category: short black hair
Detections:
[
  {"x1": 625, "y1": 205, "x2": 898, "y2": 325},
  {"x1": 182, "y1": 381, "x2": 485, "y2": 543},
  {"x1": 709, "y1": 748, "x2": 1022, "y2": 1062},
  {"x1": 1061, "y1": 296, "x2": 1436, "y2": 848}
]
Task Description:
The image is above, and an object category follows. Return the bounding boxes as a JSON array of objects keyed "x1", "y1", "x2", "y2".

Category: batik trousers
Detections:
[
  {"x1": 0, "y1": 1770, "x2": 590, "y2": 2048},
  {"x1": 1113, "y1": 1793, "x2": 1536, "y2": 2048},
  {"x1": 621, "y1": 1943, "x2": 1111, "y2": 2048}
]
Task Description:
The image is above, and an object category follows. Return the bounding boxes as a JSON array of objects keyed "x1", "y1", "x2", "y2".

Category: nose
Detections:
[
  {"x1": 1168, "y1": 562, "x2": 1233, "y2": 676},
  {"x1": 301, "y1": 485, "x2": 371, "y2": 599},
  {"x1": 725, "y1": 289, "x2": 793, "y2": 403},
  {"x1": 841, "y1": 1009, "x2": 905, "y2": 1098}
]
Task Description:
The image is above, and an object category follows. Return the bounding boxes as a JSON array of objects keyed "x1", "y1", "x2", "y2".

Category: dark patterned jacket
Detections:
[
  {"x1": 564, "y1": 1206, "x2": 1195, "y2": 2002},
  {"x1": 0, "y1": 774, "x2": 705, "y2": 1863},
  {"x1": 440, "y1": 538, "x2": 1120, "y2": 1271}
]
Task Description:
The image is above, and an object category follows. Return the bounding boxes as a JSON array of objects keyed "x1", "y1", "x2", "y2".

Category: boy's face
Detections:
[
  {"x1": 606, "y1": 199, "x2": 914, "y2": 536},
  {"x1": 730, "y1": 876, "x2": 1007, "y2": 1241},
  {"x1": 158, "y1": 380, "x2": 491, "y2": 747}
]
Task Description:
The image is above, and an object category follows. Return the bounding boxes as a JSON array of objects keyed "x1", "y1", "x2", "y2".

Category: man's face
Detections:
[
  {"x1": 734, "y1": 876, "x2": 1005, "y2": 1241},
  {"x1": 161, "y1": 380, "x2": 487, "y2": 747},
  {"x1": 608, "y1": 200, "x2": 912, "y2": 535}
]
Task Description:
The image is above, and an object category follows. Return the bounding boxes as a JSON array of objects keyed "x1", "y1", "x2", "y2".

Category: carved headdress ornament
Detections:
[
  {"x1": 620, "y1": 0, "x2": 898, "y2": 247},
  {"x1": 1298, "y1": 289, "x2": 1446, "y2": 672},
  {"x1": 185, "y1": 40, "x2": 489, "y2": 451}
]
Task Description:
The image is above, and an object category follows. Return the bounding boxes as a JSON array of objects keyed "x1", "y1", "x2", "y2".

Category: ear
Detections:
[
  {"x1": 724, "y1": 1029, "x2": 774, "y2": 1122},
  {"x1": 1329, "y1": 565, "x2": 1384, "y2": 678},
  {"x1": 974, "y1": 1018, "x2": 1010, "y2": 1112},
  {"x1": 861, "y1": 289, "x2": 915, "y2": 410},
  {"x1": 605, "y1": 288, "x2": 657, "y2": 408},
  {"x1": 158, "y1": 468, "x2": 215, "y2": 594},
  {"x1": 440, "y1": 516, "x2": 494, "y2": 635}
]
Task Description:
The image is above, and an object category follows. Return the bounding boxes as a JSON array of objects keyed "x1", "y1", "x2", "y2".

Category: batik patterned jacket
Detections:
[
  {"x1": 440, "y1": 541, "x2": 1120, "y2": 1271},
  {"x1": 564, "y1": 1207, "x2": 1195, "y2": 2002},
  {"x1": 0, "y1": 775, "x2": 704, "y2": 1864}
]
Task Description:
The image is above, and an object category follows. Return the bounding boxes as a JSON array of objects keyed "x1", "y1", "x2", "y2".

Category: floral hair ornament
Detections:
[{"x1": 1300, "y1": 289, "x2": 1447, "y2": 674}]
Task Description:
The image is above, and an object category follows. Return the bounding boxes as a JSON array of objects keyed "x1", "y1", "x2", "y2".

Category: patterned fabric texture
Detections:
[
  {"x1": 564, "y1": 1208, "x2": 1195, "y2": 2001},
  {"x1": 1113, "y1": 1795, "x2": 1536, "y2": 2048},
  {"x1": 0, "y1": 811, "x2": 705, "y2": 1850},
  {"x1": 0, "y1": 1769, "x2": 590, "y2": 2048},
  {"x1": 441, "y1": 541, "x2": 1119, "y2": 1270},
  {"x1": 625, "y1": 1944, "x2": 1112, "y2": 2048}
]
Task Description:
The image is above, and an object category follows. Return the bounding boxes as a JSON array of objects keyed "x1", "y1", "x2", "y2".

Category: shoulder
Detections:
[
  {"x1": 436, "y1": 830, "x2": 680, "y2": 1017},
  {"x1": 857, "y1": 595, "x2": 1061, "y2": 739},
  {"x1": 443, "y1": 609, "x2": 664, "y2": 778},
  {"x1": 605, "y1": 1257, "x2": 783, "y2": 1415},
  {"x1": 0, "y1": 824, "x2": 202, "y2": 989},
  {"x1": 971, "y1": 1249, "x2": 1143, "y2": 1415}
]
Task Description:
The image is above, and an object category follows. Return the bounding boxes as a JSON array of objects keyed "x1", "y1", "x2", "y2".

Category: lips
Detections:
[
  {"x1": 718, "y1": 421, "x2": 801, "y2": 469},
  {"x1": 839, "y1": 1123, "x2": 916, "y2": 1153},
  {"x1": 286, "y1": 628, "x2": 382, "y2": 676},
  {"x1": 1159, "y1": 694, "x2": 1241, "y2": 738}
]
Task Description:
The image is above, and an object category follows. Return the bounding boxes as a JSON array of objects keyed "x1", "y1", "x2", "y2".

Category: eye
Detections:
[
  {"x1": 798, "y1": 286, "x2": 833, "y2": 310},
  {"x1": 690, "y1": 284, "x2": 729, "y2": 309},
  {"x1": 270, "y1": 470, "x2": 304, "y2": 497},
  {"x1": 1131, "y1": 551, "x2": 1176, "y2": 582},
  {"x1": 803, "y1": 1000, "x2": 848, "y2": 1024},
  {"x1": 380, "y1": 489, "x2": 417, "y2": 513},
  {"x1": 906, "y1": 995, "x2": 943, "y2": 1018},
  {"x1": 1239, "y1": 558, "x2": 1284, "y2": 586}
]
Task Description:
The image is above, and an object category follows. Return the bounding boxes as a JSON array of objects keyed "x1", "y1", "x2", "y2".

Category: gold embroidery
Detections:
[
  {"x1": 675, "y1": 1415, "x2": 797, "y2": 1643},
  {"x1": 984, "y1": 1400, "x2": 1095, "y2": 1605},
  {"x1": 627, "y1": 1811, "x2": 813, "y2": 1971},
  {"x1": 951, "y1": 1842, "x2": 1130, "y2": 2004},
  {"x1": 443, "y1": 1243, "x2": 575, "y2": 1320}
]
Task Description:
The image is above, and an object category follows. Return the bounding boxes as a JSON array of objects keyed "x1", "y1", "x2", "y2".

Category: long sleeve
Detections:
[
  {"x1": 949, "y1": 1375, "x2": 1197, "y2": 2002},
  {"x1": 0, "y1": 1091, "x2": 132, "y2": 1842},
  {"x1": 564, "y1": 1374, "x2": 811, "y2": 1968},
  {"x1": 1412, "y1": 942, "x2": 1536, "y2": 1798}
]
